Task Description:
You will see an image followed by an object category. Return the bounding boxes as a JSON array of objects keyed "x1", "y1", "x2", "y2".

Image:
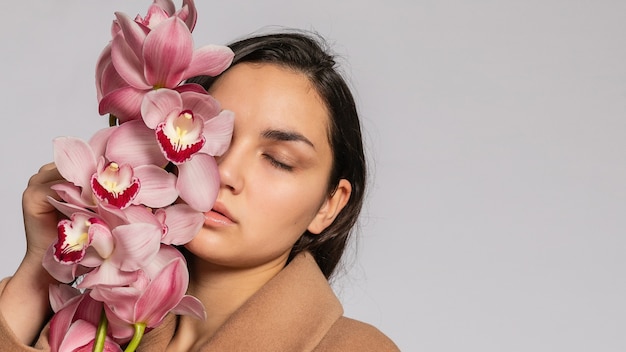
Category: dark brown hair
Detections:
[{"x1": 188, "y1": 31, "x2": 366, "y2": 279}]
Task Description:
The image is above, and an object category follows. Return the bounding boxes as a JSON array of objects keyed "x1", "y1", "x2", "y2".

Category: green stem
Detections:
[
  {"x1": 108, "y1": 114, "x2": 118, "y2": 127},
  {"x1": 92, "y1": 309, "x2": 108, "y2": 352},
  {"x1": 124, "y1": 323, "x2": 147, "y2": 352}
]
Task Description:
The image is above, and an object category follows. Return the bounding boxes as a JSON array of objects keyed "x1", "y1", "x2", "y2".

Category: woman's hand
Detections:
[
  {"x1": 22, "y1": 162, "x2": 65, "y2": 262},
  {"x1": 0, "y1": 163, "x2": 66, "y2": 345}
]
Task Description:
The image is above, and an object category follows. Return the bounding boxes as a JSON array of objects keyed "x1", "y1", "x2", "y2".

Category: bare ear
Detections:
[{"x1": 307, "y1": 179, "x2": 352, "y2": 235}]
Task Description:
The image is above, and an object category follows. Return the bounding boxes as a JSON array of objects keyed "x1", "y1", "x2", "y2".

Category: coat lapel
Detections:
[{"x1": 139, "y1": 251, "x2": 344, "y2": 351}]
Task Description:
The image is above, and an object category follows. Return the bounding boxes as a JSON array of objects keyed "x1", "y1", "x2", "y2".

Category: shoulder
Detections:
[{"x1": 314, "y1": 316, "x2": 400, "y2": 352}]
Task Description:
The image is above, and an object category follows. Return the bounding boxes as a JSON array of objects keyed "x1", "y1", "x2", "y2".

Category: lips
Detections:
[
  {"x1": 213, "y1": 202, "x2": 235, "y2": 221},
  {"x1": 204, "y1": 201, "x2": 236, "y2": 226}
]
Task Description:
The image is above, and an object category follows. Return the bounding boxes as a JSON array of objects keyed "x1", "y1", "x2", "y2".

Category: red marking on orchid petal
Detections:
[
  {"x1": 155, "y1": 111, "x2": 205, "y2": 164},
  {"x1": 90, "y1": 162, "x2": 141, "y2": 209},
  {"x1": 91, "y1": 175, "x2": 140, "y2": 209},
  {"x1": 54, "y1": 220, "x2": 90, "y2": 264}
]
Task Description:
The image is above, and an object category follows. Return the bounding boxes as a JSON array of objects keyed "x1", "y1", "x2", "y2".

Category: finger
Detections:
[
  {"x1": 22, "y1": 182, "x2": 64, "y2": 216},
  {"x1": 38, "y1": 162, "x2": 56, "y2": 172},
  {"x1": 28, "y1": 167, "x2": 64, "y2": 186}
]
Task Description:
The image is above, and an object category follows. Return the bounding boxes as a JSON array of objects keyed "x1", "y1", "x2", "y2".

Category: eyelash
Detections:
[{"x1": 262, "y1": 154, "x2": 294, "y2": 171}]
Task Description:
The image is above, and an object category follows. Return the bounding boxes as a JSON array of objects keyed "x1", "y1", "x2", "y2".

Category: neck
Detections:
[{"x1": 167, "y1": 254, "x2": 288, "y2": 351}]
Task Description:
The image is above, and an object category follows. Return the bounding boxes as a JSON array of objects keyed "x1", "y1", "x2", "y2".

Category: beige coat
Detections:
[{"x1": 0, "y1": 252, "x2": 399, "y2": 351}]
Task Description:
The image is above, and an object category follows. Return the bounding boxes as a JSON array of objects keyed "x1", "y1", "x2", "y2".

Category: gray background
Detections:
[{"x1": 1, "y1": 1, "x2": 625, "y2": 351}]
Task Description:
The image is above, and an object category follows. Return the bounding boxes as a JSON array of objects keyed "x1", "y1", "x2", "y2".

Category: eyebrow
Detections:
[{"x1": 261, "y1": 129, "x2": 315, "y2": 149}]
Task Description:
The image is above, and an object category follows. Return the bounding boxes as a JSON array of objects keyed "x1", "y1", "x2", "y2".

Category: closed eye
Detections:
[{"x1": 262, "y1": 154, "x2": 294, "y2": 171}]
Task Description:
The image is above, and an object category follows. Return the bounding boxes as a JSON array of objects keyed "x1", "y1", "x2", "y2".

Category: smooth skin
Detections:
[{"x1": 168, "y1": 63, "x2": 351, "y2": 351}]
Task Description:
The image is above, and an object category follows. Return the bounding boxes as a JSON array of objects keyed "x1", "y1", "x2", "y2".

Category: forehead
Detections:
[{"x1": 208, "y1": 63, "x2": 330, "y2": 139}]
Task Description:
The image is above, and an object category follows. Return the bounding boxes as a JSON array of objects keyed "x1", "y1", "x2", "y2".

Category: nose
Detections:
[{"x1": 216, "y1": 147, "x2": 243, "y2": 194}]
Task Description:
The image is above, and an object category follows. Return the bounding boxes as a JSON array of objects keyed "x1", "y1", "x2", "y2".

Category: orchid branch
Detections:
[
  {"x1": 124, "y1": 323, "x2": 147, "y2": 352},
  {"x1": 92, "y1": 308, "x2": 108, "y2": 352}
]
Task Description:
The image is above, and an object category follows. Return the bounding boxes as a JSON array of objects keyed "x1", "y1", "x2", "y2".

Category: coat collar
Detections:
[{"x1": 138, "y1": 251, "x2": 344, "y2": 351}]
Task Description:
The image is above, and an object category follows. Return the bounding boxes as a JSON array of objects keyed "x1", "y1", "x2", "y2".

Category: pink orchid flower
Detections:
[
  {"x1": 144, "y1": 88, "x2": 233, "y2": 211},
  {"x1": 53, "y1": 133, "x2": 178, "y2": 210},
  {"x1": 43, "y1": 200, "x2": 163, "y2": 288},
  {"x1": 136, "y1": 0, "x2": 197, "y2": 31},
  {"x1": 95, "y1": 0, "x2": 198, "y2": 109},
  {"x1": 75, "y1": 220, "x2": 162, "y2": 289},
  {"x1": 42, "y1": 208, "x2": 113, "y2": 283},
  {"x1": 105, "y1": 89, "x2": 233, "y2": 211},
  {"x1": 97, "y1": 12, "x2": 233, "y2": 123},
  {"x1": 141, "y1": 89, "x2": 232, "y2": 159},
  {"x1": 53, "y1": 212, "x2": 114, "y2": 265},
  {"x1": 91, "y1": 250, "x2": 205, "y2": 341},
  {"x1": 48, "y1": 286, "x2": 116, "y2": 352}
]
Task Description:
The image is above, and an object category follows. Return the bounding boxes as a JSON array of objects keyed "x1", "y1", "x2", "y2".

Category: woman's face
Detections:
[{"x1": 185, "y1": 63, "x2": 350, "y2": 270}]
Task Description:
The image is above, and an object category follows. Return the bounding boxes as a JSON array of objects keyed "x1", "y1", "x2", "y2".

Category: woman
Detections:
[{"x1": 0, "y1": 32, "x2": 399, "y2": 351}]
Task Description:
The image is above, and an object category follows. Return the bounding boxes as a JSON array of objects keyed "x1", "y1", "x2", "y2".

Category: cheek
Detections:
[{"x1": 248, "y1": 170, "x2": 327, "y2": 234}]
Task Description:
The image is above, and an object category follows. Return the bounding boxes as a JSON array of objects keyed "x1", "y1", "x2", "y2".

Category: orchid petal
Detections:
[
  {"x1": 121, "y1": 205, "x2": 162, "y2": 229},
  {"x1": 135, "y1": 258, "x2": 187, "y2": 326},
  {"x1": 91, "y1": 285, "x2": 141, "y2": 324},
  {"x1": 89, "y1": 126, "x2": 117, "y2": 158},
  {"x1": 53, "y1": 137, "x2": 96, "y2": 189},
  {"x1": 102, "y1": 304, "x2": 135, "y2": 342},
  {"x1": 58, "y1": 320, "x2": 96, "y2": 352},
  {"x1": 200, "y1": 109, "x2": 235, "y2": 156},
  {"x1": 49, "y1": 290, "x2": 104, "y2": 352},
  {"x1": 57, "y1": 320, "x2": 94, "y2": 352},
  {"x1": 49, "y1": 183, "x2": 94, "y2": 210},
  {"x1": 73, "y1": 294, "x2": 106, "y2": 327},
  {"x1": 43, "y1": 249, "x2": 77, "y2": 283},
  {"x1": 110, "y1": 17, "x2": 122, "y2": 37},
  {"x1": 171, "y1": 295, "x2": 206, "y2": 321},
  {"x1": 133, "y1": 164, "x2": 178, "y2": 208},
  {"x1": 176, "y1": 154, "x2": 219, "y2": 212},
  {"x1": 88, "y1": 221, "x2": 115, "y2": 259},
  {"x1": 96, "y1": 44, "x2": 113, "y2": 101},
  {"x1": 48, "y1": 293, "x2": 85, "y2": 352},
  {"x1": 180, "y1": 90, "x2": 221, "y2": 120},
  {"x1": 174, "y1": 82, "x2": 208, "y2": 94},
  {"x1": 180, "y1": 0, "x2": 197, "y2": 31},
  {"x1": 47, "y1": 196, "x2": 90, "y2": 218},
  {"x1": 106, "y1": 120, "x2": 168, "y2": 167},
  {"x1": 159, "y1": 204, "x2": 203, "y2": 245},
  {"x1": 114, "y1": 12, "x2": 150, "y2": 60},
  {"x1": 185, "y1": 44, "x2": 234, "y2": 77},
  {"x1": 141, "y1": 245, "x2": 186, "y2": 279},
  {"x1": 99, "y1": 60, "x2": 129, "y2": 101},
  {"x1": 79, "y1": 248, "x2": 105, "y2": 268},
  {"x1": 91, "y1": 283, "x2": 141, "y2": 307},
  {"x1": 49, "y1": 293, "x2": 104, "y2": 352},
  {"x1": 143, "y1": 17, "x2": 193, "y2": 88},
  {"x1": 141, "y1": 89, "x2": 183, "y2": 129},
  {"x1": 78, "y1": 260, "x2": 138, "y2": 288},
  {"x1": 111, "y1": 31, "x2": 151, "y2": 90},
  {"x1": 141, "y1": 3, "x2": 171, "y2": 28},
  {"x1": 98, "y1": 85, "x2": 145, "y2": 123},
  {"x1": 109, "y1": 223, "x2": 161, "y2": 272},
  {"x1": 154, "y1": 0, "x2": 176, "y2": 16},
  {"x1": 59, "y1": 320, "x2": 123, "y2": 352},
  {"x1": 96, "y1": 203, "x2": 130, "y2": 229},
  {"x1": 49, "y1": 284, "x2": 81, "y2": 313}
]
